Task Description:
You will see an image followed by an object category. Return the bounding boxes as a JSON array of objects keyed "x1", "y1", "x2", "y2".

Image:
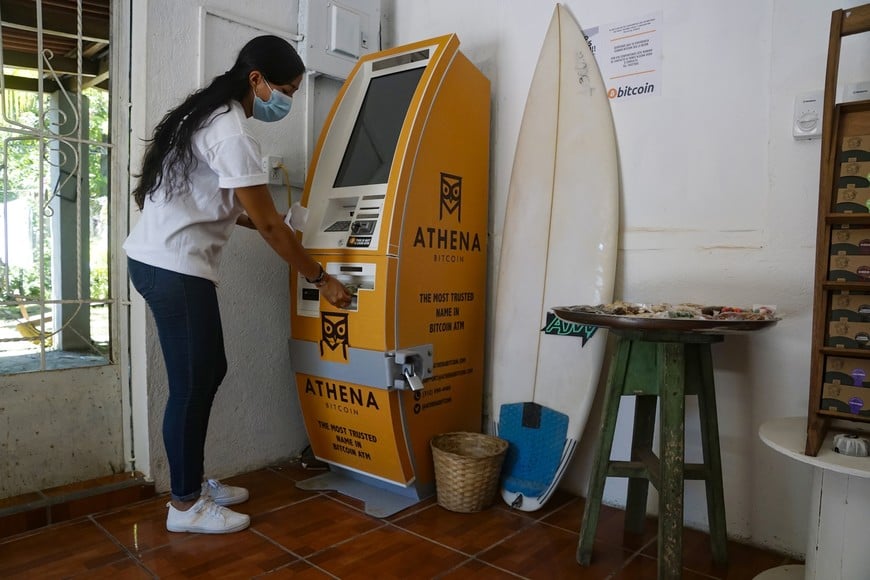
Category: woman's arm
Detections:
[
  {"x1": 234, "y1": 184, "x2": 352, "y2": 308},
  {"x1": 236, "y1": 213, "x2": 256, "y2": 229}
]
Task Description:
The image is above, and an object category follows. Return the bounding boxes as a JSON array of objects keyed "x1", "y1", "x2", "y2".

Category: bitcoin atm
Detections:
[{"x1": 289, "y1": 34, "x2": 490, "y2": 517}]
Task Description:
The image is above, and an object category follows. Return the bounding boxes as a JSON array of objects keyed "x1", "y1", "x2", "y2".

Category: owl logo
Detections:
[
  {"x1": 320, "y1": 312, "x2": 349, "y2": 361},
  {"x1": 440, "y1": 172, "x2": 462, "y2": 222}
]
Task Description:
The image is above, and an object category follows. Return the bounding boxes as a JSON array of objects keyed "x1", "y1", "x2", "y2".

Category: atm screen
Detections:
[{"x1": 333, "y1": 67, "x2": 426, "y2": 188}]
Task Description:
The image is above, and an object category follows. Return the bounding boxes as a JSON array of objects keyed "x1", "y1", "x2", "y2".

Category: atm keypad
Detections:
[{"x1": 325, "y1": 220, "x2": 352, "y2": 232}]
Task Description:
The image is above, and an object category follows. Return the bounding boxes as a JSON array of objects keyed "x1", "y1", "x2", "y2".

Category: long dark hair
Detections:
[{"x1": 133, "y1": 35, "x2": 304, "y2": 209}]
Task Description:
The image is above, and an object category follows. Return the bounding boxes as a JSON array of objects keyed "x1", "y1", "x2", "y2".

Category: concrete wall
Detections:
[
  {"x1": 0, "y1": 365, "x2": 123, "y2": 497},
  {"x1": 383, "y1": 0, "x2": 868, "y2": 558}
]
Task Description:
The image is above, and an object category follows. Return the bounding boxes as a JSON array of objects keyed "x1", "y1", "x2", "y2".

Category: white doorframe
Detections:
[{"x1": 118, "y1": 0, "x2": 151, "y2": 480}]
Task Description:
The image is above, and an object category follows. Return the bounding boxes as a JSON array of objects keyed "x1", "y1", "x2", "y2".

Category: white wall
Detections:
[{"x1": 384, "y1": 0, "x2": 869, "y2": 557}]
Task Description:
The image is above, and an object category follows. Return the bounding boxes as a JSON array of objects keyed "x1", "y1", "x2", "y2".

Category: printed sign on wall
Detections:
[{"x1": 583, "y1": 11, "x2": 662, "y2": 101}]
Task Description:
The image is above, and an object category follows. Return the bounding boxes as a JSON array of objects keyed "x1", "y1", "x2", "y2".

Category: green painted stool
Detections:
[{"x1": 577, "y1": 329, "x2": 728, "y2": 579}]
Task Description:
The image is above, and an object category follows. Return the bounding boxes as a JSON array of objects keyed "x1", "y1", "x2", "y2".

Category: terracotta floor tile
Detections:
[
  {"x1": 65, "y1": 556, "x2": 154, "y2": 579},
  {"x1": 388, "y1": 494, "x2": 438, "y2": 520},
  {"x1": 252, "y1": 495, "x2": 384, "y2": 556},
  {"x1": 438, "y1": 558, "x2": 524, "y2": 578},
  {"x1": 548, "y1": 499, "x2": 658, "y2": 552},
  {"x1": 491, "y1": 488, "x2": 577, "y2": 522},
  {"x1": 537, "y1": 495, "x2": 584, "y2": 532},
  {"x1": 253, "y1": 559, "x2": 336, "y2": 578},
  {"x1": 221, "y1": 468, "x2": 316, "y2": 515},
  {"x1": 592, "y1": 504, "x2": 658, "y2": 552},
  {"x1": 0, "y1": 519, "x2": 127, "y2": 578},
  {"x1": 94, "y1": 495, "x2": 184, "y2": 554},
  {"x1": 0, "y1": 468, "x2": 800, "y2": 579},
  {"x1": 322, "y1": 488, "x2": 438, "y2": 520},
  {"x1": 0, "y1": 506, "x2": 49, "y2": 540},
  {"x1": 139, "y1": 530, "x2": 297, "y2": 578},
  {"x1": 642, "y1": 526, "x2": 792, "y2": 579},
  {"x1": 393, "y1": 502, "x2": 531, "y2": 555},
  {"x1": 320, "y1": 489, "x2": 367, "y2": 512},
  {"x1": 41, "y1": 472, "x2": 146, "y2": 498},
  {"x1": 479, "y1": 520, "x2": 625, "y2": 580},
  {"x1": 308, "y1": 525, "x2": 467, "y2": 578},
  {"x1": 51, "y1": 484, "x2": 155, "y2": 523},
  {"x1": 611, "y1": 554, "x2": 715, "y2": 579}
]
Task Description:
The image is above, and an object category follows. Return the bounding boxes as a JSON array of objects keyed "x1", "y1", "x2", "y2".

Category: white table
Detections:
[{"x1": 756, "y1": 416, "x2": 870, "y2": 580}]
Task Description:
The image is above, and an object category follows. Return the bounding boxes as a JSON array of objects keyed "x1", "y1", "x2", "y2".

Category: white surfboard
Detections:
[{"x1": 490, "y1": 4, "x2": 618, "y2": 511}]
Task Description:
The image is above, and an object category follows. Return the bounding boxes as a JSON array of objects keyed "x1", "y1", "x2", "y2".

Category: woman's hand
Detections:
[{"x1": 320, "y1": 275, "x2": 353, "y2": 309}]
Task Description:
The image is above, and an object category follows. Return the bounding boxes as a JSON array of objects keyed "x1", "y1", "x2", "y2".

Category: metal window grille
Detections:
[{"x1": 0, "y1": 0, "x2": 112, "y2": 373}]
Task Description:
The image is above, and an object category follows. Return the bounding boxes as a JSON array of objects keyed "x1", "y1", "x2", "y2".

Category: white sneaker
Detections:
[
  {"x1": 166, "y1": 497, "x2": 250, "y2": 534},
  {"x1": 202, "y1": 478, "x2": 249, "y2": 506}
]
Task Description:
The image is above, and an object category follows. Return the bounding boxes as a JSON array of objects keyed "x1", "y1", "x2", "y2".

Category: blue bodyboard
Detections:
[{"x1": 498, "y1": 402, "x2": 569, "y2": 497}]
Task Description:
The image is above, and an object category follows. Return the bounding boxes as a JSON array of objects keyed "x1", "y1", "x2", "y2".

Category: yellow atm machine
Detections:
[{"x1": 289, "y1": 34, "x2": 490, "y2": 516}]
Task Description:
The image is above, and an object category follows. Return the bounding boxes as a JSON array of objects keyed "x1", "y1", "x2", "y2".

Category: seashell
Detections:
[{"x1": 833, "y1": 433, "x2": 870, "y2": 457}]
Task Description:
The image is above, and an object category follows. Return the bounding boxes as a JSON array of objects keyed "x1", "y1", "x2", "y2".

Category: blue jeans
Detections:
[{"x1": 128, "y1": 258, "x2": 228, "y2": 502}]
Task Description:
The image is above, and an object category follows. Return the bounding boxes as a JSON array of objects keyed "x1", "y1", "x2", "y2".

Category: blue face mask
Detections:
[{"x1": 252, "y1": 80, "x2": 292, "y2": 122}]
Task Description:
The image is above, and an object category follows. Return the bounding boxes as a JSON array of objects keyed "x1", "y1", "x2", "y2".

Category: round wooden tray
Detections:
[{"x1": 551, "y1": 306, "x2": 780, "y2": 334}]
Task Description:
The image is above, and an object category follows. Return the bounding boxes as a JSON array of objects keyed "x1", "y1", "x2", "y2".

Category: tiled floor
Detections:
[{"x1": 0, "y1": 462, "x2": 799, "y2": 579}]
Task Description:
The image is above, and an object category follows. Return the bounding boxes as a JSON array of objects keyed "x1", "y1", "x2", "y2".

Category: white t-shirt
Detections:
[{"x1": 124, "y1": 101, "x2": 267, "y2": 282}]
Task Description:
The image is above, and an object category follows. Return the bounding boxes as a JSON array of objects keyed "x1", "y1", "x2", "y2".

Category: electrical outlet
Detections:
[{"x1": 262, "y1": 155, "x2": 284, "y2": 184}]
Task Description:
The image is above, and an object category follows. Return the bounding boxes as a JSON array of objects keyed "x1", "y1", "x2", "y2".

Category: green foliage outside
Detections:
[{"x1": 0, "y1": 87, "x2": 110, "y2": 314}]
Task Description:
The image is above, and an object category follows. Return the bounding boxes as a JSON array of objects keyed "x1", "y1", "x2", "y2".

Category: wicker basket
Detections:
[{"x1": 430, "y1": 432, "x2": 509, "y2": 513}]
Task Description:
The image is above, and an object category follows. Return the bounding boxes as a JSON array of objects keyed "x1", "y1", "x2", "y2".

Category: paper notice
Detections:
[{"x1": 584, "y1": 11, "x2": 662, "y2": 101}]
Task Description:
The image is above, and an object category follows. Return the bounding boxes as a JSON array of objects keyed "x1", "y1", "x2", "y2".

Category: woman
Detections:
[{"x1": 124, "y1": 35, "x2": 351, "y2": 534}]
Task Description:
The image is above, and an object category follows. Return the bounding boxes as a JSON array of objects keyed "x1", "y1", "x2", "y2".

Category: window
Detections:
[{"x1": 0, "y1": 0, "x2": 112, "y2": 373}]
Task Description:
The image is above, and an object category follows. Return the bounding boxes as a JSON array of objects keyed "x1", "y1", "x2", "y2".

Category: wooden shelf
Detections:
[
  {"x1": 820, "y1": 346, "x2": 870, "y2": 357},
  {"x1": 806, "y1": 5, "x2": 870, "y2": 457},
  {"x1": 827, "y1": 214, "x2": 870, "y2": 225},
  {"x1": 817, "y1": 408, "x2": 870, "y2": 422}
]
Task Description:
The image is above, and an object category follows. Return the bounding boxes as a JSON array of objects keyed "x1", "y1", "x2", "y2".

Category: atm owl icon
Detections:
[
  {"x1": 320, "y1": 312, "x2": 349, "y2": 361},
  {"x1": 440, "y1": 172, "x2": 462, "y2": 222}
]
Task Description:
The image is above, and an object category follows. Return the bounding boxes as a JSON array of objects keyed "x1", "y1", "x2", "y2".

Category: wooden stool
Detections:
[{"x1": 577, "y1": 329, "x2": 728, "y2": 578}]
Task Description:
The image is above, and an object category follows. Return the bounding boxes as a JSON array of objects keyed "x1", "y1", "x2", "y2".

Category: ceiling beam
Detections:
[
  {"x1": 2, "y1": 49, "x2": 100, "y2": 77},
  {"x1": 2, "y1": 74, "x2": 61, "y2": 93},
  {"x1": 0, "y1": 2, "x2": 109, "y2": 43},
  {"x1": 80, "y1": 56, "x2": 108, "y2": 89}
]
